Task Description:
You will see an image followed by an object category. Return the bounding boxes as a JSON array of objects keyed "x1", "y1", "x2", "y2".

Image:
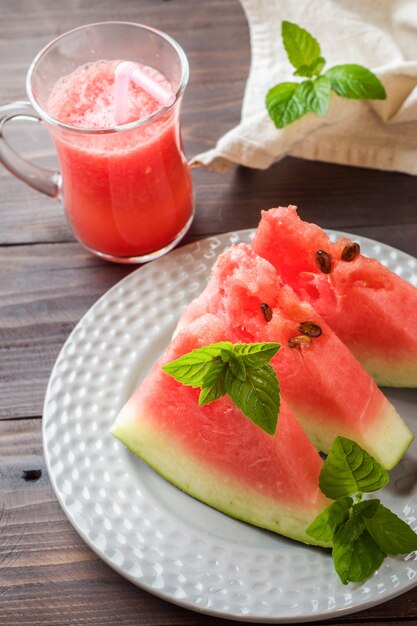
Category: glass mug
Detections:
[{"x1": 0, "y1": 22, "x2": 194, "y2": 263}]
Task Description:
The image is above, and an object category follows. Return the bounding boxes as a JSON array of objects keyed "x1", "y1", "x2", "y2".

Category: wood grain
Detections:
[
  {"x1": 0, "y1": 243, "x2": 132, "y2": 419},
  {"x1": 1, "y1": 0, "x2": 417, "y2": 624}
]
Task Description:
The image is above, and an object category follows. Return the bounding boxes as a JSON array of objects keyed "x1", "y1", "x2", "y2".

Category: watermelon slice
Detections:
[
  {"x1": 111, "y1": 313, "x2": 331, "y2": 546},
  {"x1": 176, "y1": 244, "x2": 413, "y2": 469},
  {"x1": 252, "y1": 206, "x2": 417, "y2": 388}
]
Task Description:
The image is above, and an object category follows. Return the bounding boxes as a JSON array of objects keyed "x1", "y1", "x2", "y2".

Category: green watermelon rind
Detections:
[
  {"x1": 288, "y1": 397, "x2": 413, "y2": 471},
  {"x1": 110, "y1": 405, "x2": 332, "y2": 549},
  {"x1": 355, "y1": 356, "x2": 417, "y2": 389}
]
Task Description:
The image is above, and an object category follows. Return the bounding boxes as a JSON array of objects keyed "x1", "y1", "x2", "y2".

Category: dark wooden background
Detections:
[{"x1": 1, "y1": 1, "x2": 417, "y2": 624}]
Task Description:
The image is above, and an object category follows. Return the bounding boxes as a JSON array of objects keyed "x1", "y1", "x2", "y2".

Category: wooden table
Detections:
[{"x1": 1, "y1": 1, "x2": 417, "y2": 624}]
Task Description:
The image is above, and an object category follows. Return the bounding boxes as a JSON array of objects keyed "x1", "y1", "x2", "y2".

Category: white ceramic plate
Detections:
[{"x1": 43, "y1": 229, "x2": 417, "y2": 623}]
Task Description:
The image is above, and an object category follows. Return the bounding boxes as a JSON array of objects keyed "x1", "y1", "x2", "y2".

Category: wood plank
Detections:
[
  {"x1": 1, "y1": 418, "x2": 417, "y2": 625},
  {"x1": 0, "y1": 243, "x2": 132, "y2": 419},
  {"x1": 189, "y1": 159, "x2": 417, "y2": 256}
]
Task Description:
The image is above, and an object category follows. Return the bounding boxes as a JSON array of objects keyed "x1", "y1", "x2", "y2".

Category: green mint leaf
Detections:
[
  {"x1": 282, "y1": 21, "x2": 321, "y2": 70},
  {"x1": 333, "y1": 524, "x2": 385, "y2": 585},
  {"x1": 221, "y1": 348, "x2": 232, "y2": 363},
  {"x1": 306, "y1": 496, "x2": 353, "y2": 543},
  {"x1": 325, "y1": 64, "x2": 387, "y2": 100},
  {"x1": 266, "y1": 82, "x2": 309, "y2": 129},
  {"x1": 198, "y1": 359, "x2": 228, "y2": 405},
  {"x1": 162, "y1": 342, "x2": 233, "y2": 387},
  {"x1": 335, "y1": 510, "x2": 366, "y2": 544},
  {"x1": 364, "y1": 504, "x2": 417, "y2": 555},
  {"x1": 201, "y1": 358, "x2": 227, "y2": 387},
  {"x1": 297, "y1": 77, "x2": 331, "y2": 116},
  {"x1": 294, "y1": 56, "x2": 326, "y2": 78},
  {"x1": 233, "y1": 342, "x2": 281, "y2": 367},
  {"x1": 225, "y1": 364, "x2": 280, "y2": 435},
  {"x1": 228, "y1": 353, "x2": 246, "y2": 382},
  {"x1": 164, "y1": 341, "x2": 281, "y2": 433},
  {"x1": 199, "y1": 367, "x2": 227, "y2": 405},
  {"x1": 319, "y1": 437, "x2": 389, "y2": 500},
  {"x1": 354, "y1": 498, "x2": 380, "y2": 518},
  {"x1": 266, "y1": 76, "x2": 330, "y2": 129}
]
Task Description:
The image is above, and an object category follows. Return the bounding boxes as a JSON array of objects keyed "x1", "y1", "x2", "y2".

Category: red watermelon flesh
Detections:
[
  {"x1": 176, "y1": 244, "x2": 413, "y2": 469},
  {"x1": 111, "y1": 313, "x2": 331, "y2": 546},
  {"x1": 252, "y1": 206, "x2": 417, "y2": 388}
]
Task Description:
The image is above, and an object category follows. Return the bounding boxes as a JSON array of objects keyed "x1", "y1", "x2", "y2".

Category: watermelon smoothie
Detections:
[{"x1": 47, "y1": 59, "x2": 193, "y2": 260}]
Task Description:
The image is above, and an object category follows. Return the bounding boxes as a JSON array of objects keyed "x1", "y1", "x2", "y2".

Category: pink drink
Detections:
[{"x1": 47, "y1": 60, "x2": 193, "y2": 259}]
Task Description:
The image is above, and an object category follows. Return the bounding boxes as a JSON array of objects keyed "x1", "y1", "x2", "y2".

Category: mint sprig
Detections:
[
  {"x1": 282, "y1": 21, "x2": 321, "y2": 72},
  {"x1": 326, "y1": 64, "x2": 387, "y2": 100},
  {"x1": 319, "y1": 436, "x2": 389, "y2": 499},
  {"x1": 265, "y1": 83, "x2": 307, "y2": 129},
  {"x1": 365, "y1": 504, "x2": 417, "y2": 555},
  {"x1": 162, "y1": 341, "x2": 233, "y2": 388},
  {"x1": 333, "y1": 526, "x2": 385, "y2": 585},
  {"x1": 163, "y1": 342, "x2": 281, "y2": 435},
  {"x1": 307, "y1": 437, "x2": 417, "y2": 585},
  {"x1": 266, "y1": 21, "x2": 387, "y2": 129},
  {"x1": 306, "y1": 496, "x2": 353, "y2": 544}
]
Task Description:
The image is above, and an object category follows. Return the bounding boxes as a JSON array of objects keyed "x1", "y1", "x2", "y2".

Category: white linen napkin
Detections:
[{"x1": 191, "y1": 0, "x2": 417, "y2": 175}]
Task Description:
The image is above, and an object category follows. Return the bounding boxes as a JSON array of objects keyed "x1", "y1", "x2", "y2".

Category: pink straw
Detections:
[{"x1": 114, "y1": 61, "x2": 176, "y2": 125}]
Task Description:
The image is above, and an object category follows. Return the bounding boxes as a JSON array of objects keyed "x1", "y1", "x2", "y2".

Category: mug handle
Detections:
[{"x1": 0, "y1": 100, "x2": 60, "y2": 198}]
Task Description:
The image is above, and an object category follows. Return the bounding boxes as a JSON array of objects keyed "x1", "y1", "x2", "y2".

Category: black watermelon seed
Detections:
[
  {"x1": 341, "y1": 241, "x2": 360, "y2": 262},
  {"x1": 298, "y1": 321, "x2": 322, "y2": 338},
  {"x1": 260, "y1": 303, "x2": 273, "y2": 322},
  {"x1": 315, "y1": 250, "x2": 332, "y2": 274}
]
